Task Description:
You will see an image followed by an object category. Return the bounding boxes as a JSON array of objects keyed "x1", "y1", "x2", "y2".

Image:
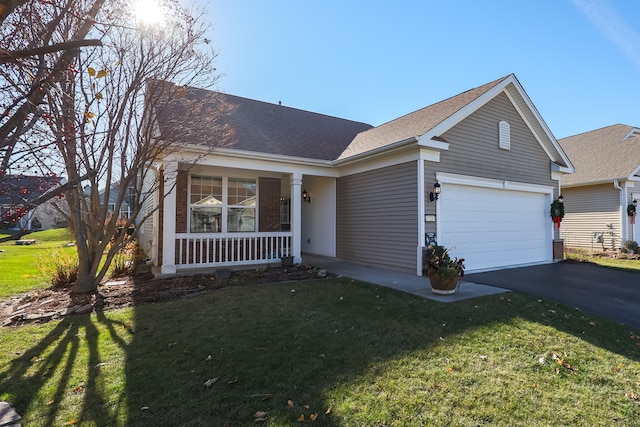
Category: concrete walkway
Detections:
[{"x1": 303, "y1": 255, "x2": 508, "y2": 303}]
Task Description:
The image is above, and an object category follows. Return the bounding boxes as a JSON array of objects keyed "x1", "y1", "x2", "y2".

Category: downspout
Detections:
[{"x1": 614, "y1": 179, "x2": 627, "y2": 246}]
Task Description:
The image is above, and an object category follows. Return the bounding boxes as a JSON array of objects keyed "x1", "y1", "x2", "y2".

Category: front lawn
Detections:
[
  {"x1": 565, "y1": 247, "x2": 640, "y2": 272},
  {"x1": 1, "y1": 278, "x2": 639, "y2": 426},
  {"x1": 0, "y1": 228, "x2": 75, "y2": 297}
]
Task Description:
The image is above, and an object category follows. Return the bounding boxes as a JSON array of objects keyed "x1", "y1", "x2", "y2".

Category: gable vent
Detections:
[{"x1": 498, "y1": 120, "x2": 511, "y2": 150}]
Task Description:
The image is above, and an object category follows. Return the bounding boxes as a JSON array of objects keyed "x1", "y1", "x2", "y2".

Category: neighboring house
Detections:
[
  {"x1": 101, "y1": 182, "x2": 134, "y2": 220},
  {"x1": 141, "y1": 74, "x2": 574, "y2": 277},
  {"x1": 558, "y1": 124, "x2": 640, "y2": 250},
  {"x1": 0, "y1": 175, "x2": 61, "y2": 230}
]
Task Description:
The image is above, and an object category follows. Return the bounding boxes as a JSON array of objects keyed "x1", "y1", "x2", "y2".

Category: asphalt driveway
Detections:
[{"x1": 465, "y1": 261, "x2": 640, "y2": 330}]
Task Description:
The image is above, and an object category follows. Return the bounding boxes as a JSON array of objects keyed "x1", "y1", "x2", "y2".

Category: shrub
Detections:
[
  {"x1": 110, "y1": 240, "x2": 139, "y2": 277},
  {"x1": 622, "y1": 240, "x2": 638, "y2": 253},
  {"x1": 36, "y1": 249, "x2": 79, "y2": 289}
]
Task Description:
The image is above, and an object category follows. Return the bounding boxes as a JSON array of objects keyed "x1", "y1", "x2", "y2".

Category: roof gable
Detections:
[
  {"x1": 338, "y1": 76, "x2": 509, "y2": 160},
  {"x1": 338, "y1": 74, "x2": 573, "y2": 170},
  {"x1": 558, "y1": 124, "x2": 640, "y2": 186}
]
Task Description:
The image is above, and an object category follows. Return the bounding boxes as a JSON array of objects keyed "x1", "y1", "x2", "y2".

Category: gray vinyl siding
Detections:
[
  {"x1": 423, "y1": 93, "x2": 558, "y2": 236},
  {"x1": 561, "y1": 184, "x2": 621, "y2": 250},
  {"x1": 436, "y1": 92, "x2": 555, "y2": 186},
  {"x1": 337, "y1": 161, "x2": 418, "y2": 272}
]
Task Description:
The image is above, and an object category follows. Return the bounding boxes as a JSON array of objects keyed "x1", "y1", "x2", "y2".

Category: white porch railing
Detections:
[{"x1": 174, "y1": 232, "x2": 292, "y2": 269}]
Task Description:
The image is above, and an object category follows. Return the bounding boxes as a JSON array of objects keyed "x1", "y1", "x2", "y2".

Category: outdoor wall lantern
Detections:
[
  {"x1": 628, "y1": 199, "x2": 637, "y2": 216},
  {"x1": 558, "y1": 195, "x2": 564, "y2": 203},
  {"x1": 429, "y1": 182, "x2": 441, "y2": 202},
  {"x1": 302, "y1": 188, "x2": 311, "y2": 203}
]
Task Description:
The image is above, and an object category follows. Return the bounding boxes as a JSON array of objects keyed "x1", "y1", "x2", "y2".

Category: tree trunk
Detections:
[{"x1": 70, "y1": 274, "x2": 98, "y2": 294}]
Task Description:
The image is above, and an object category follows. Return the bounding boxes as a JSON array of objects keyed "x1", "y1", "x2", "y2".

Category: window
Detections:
[{"x1": 189, "y1": 175, "x2": 256, "y2": 233}]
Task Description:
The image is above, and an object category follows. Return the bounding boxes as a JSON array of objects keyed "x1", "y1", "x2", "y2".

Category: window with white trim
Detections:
[
  {"x1": 498, "y1": 120, "x2": 511, "y2": 150},
  {"x1": 189, "y1": 175, "x2": 256, "y2": 233}
]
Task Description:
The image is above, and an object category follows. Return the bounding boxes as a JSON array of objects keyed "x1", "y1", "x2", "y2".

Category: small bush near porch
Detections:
[{"x1": 1, "y1": 278, "x2": 639, "y2": 426}]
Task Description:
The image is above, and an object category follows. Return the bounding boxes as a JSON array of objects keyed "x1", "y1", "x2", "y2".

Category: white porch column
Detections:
[
  {"x1": 291, "y1": 172, "x2": 303, "y2": 264},
  {"x1": 161, "y1": 160, "x2": 178, "y2": 275},
  {"x1": 417, "y1": 159, "x2": 425, "y2": 276}
]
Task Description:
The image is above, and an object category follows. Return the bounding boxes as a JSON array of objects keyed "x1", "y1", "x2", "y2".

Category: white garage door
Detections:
[{"x1": 439, "y1": 183, "x2": 551, "y2": 272}]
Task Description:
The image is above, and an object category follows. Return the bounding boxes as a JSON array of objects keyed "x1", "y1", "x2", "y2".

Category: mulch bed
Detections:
[{"x1": 1, "y1": 264, "x2": 330, "y2": 327}]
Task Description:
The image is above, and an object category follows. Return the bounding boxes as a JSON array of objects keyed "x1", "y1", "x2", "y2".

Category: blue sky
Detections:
[{"x1": 203, "y1": 0, "x2": 639, "y2": 139}]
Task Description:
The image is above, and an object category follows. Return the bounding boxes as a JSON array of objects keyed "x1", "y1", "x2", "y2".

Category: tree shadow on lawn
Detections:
[
  {"x1": 0, "y1": 309, "x2": 133, "y2": 426},
  {"x1": 1, "y1": 277, "x2": 638, "y2": 426},
  {"x1": 122, "y1": 277, "x2": 640, "y2": 426}
]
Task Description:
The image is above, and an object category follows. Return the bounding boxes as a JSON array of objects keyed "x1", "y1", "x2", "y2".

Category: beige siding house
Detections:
[
  {"x1": 146, "y1": 74, "x2": 573, "y2": 277},
  {"x1": 558, "y1": 124, "x2": 640, "y2": 250}
]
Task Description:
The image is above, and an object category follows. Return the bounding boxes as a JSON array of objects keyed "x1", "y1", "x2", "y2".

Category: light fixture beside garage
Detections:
[{"x1": 429, "y1": 182, "x2": 441, "y2": 202}]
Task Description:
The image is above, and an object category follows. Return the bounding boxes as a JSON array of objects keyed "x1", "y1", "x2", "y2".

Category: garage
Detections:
[{"x1": 438, "y1": 182, "x2": 552, "y2": 272}]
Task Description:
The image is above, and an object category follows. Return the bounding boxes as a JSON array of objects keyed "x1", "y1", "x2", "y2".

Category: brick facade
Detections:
[
  {"x1": 175, "y1": 170, "x2": 188, "y2": 233},
  {"x1": 258, "y1": 177, "x2": 281, "y2": 232}
]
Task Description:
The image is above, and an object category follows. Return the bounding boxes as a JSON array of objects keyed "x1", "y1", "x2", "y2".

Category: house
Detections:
[
  {"x1": 0, "y1": 175, "x2": 61, "y2": 231},
  {"x1": 140, "y1": 74, "x2": 574, "y2": 277},
  {"x1": 558, "y1": 124, "x2": 640, "y2": 250}
]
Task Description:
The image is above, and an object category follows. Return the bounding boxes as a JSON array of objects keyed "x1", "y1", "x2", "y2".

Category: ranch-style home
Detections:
[
  {"x1": 558, "y1": 124, "x2": 640, "y2": 250},
  {"x1": 139, "y1": 73, "x2": 574, "y2": 277}
]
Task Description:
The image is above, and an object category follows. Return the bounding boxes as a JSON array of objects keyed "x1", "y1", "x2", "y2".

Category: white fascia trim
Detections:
[
  {"x1": 436, "y1": 172, "x2": 554, "y2": 194},
  {"x1": 170, "y1": 146, "x2": 338, "y2": 177},
  {"x1": 502, "y1": 81, "x2": 575, "y2": 172},
  {"x1": 177, "y1": 143, "x2": 334, "y2": 168},
  {"x1": 337, "y1": 146, "x2": 420, "y2": 177},
  {"x1": 424, "y1": 75, "x2": 517, "y2": 140},
  {"x1": 552, "y1": 163, "x2": 574, "y2": 174},
  {"x1": 561, "y1": 177, "x2": 634, "y2": 188},
  {"x1": 629, "y1": 164, "x2": 640, "y2": 179},
  {"x1": 419, "y1": 147, "x2": 441, "y2": 162},
  {"x1": 334, "y1": 136, "x2": 419, "y2": 166},
  {"x1": 417, "y1": 135, "x2": 450, "y2": 151},
  {"x1": 623, "y1": 128, "x2": 640, "y2": 140}
]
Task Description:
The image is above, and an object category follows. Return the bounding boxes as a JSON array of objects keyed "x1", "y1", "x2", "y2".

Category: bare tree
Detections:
[{"x1": 4, "y1": 0, "x2": 226, "y2": 293}]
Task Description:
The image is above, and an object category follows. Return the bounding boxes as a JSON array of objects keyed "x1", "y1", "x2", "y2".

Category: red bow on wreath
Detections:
[{"x1": 550, "y1": 199, "x2": 565, "y2": 229}]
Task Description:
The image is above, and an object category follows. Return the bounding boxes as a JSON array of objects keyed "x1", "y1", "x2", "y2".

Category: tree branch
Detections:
[{"x1": 0, "y1": 39, "x2": 103, "y2": 62}]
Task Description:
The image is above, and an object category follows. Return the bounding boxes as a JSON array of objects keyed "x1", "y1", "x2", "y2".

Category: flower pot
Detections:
[{"x1": 428, "y1": 273, "x2": 460, "y2": 295}]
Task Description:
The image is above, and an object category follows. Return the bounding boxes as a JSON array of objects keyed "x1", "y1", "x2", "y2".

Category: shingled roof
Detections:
[
  {"x1": 337, "y1": 75, "x2": 510, "y2": 160},
  {"x1": 153, "y1": 83, "x2": 373, "y2": 161},
  {"x1": 558, "y1": 124, "x2": 640, "y2": 186}
]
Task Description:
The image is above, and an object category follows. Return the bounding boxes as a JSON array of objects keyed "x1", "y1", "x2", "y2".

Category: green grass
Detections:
[
  {"x1": 0, "y1": 228, "x2": 76, "y2": 297},
  {"x1": 1, "y1": 278, "x2": 639, "y2": 426},
  {"x1": 565, "y1": 248, "x2": 640, "y2": 272}
]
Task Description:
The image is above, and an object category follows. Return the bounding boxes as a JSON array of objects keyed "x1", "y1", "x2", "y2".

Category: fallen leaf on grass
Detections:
[
  {"x1": 297, "y1": 414, "x2": 305, "y2": 421},
  {"x1": 63, "y1": 420, "x2": 78, "y2": 425},
  {"x1": 287, "y1": 400, "x2": 294, "y2": 408},
  {"x1": 325, "y1": 407, "x2": 332, "y2": 414},
  {"x1": 204, "y1": 377, "x2": 218, "y2": 388},
  {"x1": 71, "y1": 386, "x2": 84, "y2": 393},
  {"x1": 140, "y1": 406, "x2": 149, "y2": 411},
  {"x1": 254, "y1": 410, "x2": 268, "y2": 422},
  {"x1": 46, "y1": 400, "x2": 55, "y2": 405},
  {"x1": 227, "y1": 379, "x2": 238, "y2": 384},
  {"x1": 309, "y1": 413, "x2": 318, "y2": 421},
  {"x1": 304, "y1": 404, "x2": 311, "y2": 409},
  {"x1": 626, "y1": 392, "x2": 639, "y2": 401}
]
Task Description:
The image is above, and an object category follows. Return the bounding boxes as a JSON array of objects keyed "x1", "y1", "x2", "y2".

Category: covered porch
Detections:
[{"x1": 154, "y1": 153, "x2": 337, "y2": 276}]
